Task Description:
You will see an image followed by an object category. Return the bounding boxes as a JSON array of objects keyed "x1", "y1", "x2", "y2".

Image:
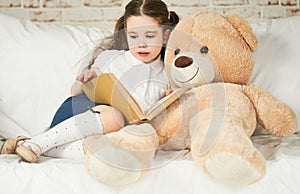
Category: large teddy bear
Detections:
[{"x1": 83, "y1": 12, "x2": 297, "y2": 186}]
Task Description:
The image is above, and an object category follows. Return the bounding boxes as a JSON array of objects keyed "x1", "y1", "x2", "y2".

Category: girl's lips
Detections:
[{"x1": 138, "y1": 52, "x2": 150, "y2": 57}]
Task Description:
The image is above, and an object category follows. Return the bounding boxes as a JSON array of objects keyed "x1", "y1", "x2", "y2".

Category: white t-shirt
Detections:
[{"x1": 93, "y1": 50, "x2": 170, "y2": 112}]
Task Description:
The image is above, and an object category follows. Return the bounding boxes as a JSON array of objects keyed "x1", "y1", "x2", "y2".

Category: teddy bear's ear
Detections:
[{"x1": 225, "y1": 14, "x2": 258, "y2": 52}]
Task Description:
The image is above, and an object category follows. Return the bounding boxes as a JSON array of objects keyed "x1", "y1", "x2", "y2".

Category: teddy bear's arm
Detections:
[{"x1": 242, "y1": 84, "x2": 297, "y2": 137}]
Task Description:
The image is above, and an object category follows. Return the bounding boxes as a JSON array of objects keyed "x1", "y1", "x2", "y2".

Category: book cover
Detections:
[{"x1": 81, "y1": 73, "x2": 189, "y2": 124}]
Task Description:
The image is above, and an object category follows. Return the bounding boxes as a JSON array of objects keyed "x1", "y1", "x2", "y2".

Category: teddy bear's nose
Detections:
[{"x1": 174, "y1": 56, "x2": 193, "y2": 68}]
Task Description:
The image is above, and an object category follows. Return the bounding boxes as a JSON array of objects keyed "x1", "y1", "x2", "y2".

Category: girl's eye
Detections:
[
  {"x1": 145, "y1": 31, "x2": 157, "y2": 39},
  {"x1": 174, "y1": 49, "x2": 180, "y2": 55},
  {"x1": 146, "y1": 35, "x2": 155, "y2": 39},
  {"x1": 129, "y1": 35, "x2": 138, "y2": 39},
  {"x1": 200, "y1": 46, "x2": 209, "y2": 54}
]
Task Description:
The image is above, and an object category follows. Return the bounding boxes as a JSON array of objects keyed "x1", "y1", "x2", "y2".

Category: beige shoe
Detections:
[
  {"x1": 16, "y1": 143, "x2": 41, "y2": 163},
  {"x1": 0, "y1": 136, "x2": 30, "y2": 155}
]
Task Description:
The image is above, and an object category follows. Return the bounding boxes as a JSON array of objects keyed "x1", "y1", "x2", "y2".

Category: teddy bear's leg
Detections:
[
  {"x1": 203, "y1": 150, "x2": 265, "y2": 186},
  {"x1": 190, "y1": 110, "x2": 266, "y2": 186},
  {"x1": 83, "y1": 123, "x2": 159, "y2": 187}
]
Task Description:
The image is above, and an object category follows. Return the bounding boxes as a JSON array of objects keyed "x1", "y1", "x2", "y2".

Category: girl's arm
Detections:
[
  {"x1": 70, "y1": 67, "x2": 102, "y2": 96},
  {"x1": 70, "y1": 81, "x2": 83, "y2": 96}
]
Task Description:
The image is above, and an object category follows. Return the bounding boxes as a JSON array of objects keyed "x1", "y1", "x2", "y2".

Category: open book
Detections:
[{"x1": 81, "y1": 73, "x2": 190, "y2": 124}]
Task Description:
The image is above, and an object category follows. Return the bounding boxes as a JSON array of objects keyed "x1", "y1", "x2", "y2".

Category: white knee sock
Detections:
[
  {"x1": 21, "y1": 110, "x2": 103, "y2": 155},
  {"x1": 44, "y1": 140, "x2": 85, "y2": 160}
]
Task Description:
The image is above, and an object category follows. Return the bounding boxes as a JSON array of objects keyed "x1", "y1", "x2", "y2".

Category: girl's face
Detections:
[{"x1": 126, "y1": 15, "x2": 168, "y2": 63}]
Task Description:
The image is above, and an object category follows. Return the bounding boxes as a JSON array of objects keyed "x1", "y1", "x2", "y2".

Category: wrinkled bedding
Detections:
[{"x1": 1, "y1": 133, "x2": 299, "y2": 194}]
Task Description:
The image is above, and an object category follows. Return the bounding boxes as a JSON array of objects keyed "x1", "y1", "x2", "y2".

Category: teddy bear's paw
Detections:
[
  {"x1": 86, "y1": 146, "x2": 143, "y2": 187},
  {"x1": 205, "y1": 152, "x2": 264, "y2": 186},
  {"x1": 84, "y1": 123, "x2": 159, "y2": 187}
]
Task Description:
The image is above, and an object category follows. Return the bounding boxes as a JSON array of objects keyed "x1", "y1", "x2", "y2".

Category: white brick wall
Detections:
[{"x1": 0, "y1": 0, "x2": 299, "y2": 28}]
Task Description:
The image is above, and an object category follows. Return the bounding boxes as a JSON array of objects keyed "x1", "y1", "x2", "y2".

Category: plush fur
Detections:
[{"x1": 84, "y1": 12, "x2": 297, "y2": 187}]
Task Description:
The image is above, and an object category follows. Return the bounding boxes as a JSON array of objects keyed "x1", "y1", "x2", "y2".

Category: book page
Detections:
[
  {"x1": 81, "y1": 73, "x2": 146, "y2": 123},
  {"x1": 144, "y1": 87, "x2": 191, "y2": 120}
]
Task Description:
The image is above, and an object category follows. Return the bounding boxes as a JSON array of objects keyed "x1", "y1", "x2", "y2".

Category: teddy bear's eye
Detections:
[
  {"x1": 174, "y1": 49, "x2": 181, "y2": 55},
  {"x1": 200, "y1": 46, "x2": 209, "y2": 54}
]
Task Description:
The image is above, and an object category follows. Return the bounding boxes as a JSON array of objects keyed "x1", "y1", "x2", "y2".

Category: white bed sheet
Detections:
[{"x1": 1, "y1": 133, "x2": 299, "y2": 194}]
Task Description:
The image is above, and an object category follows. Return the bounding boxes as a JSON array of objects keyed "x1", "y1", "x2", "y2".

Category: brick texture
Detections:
[
  {"x1": 43, "y1": 0, "x2": 82, "y2": 8},
  {"x1": 0, "y1": 0, "x2": 299, "y2": 27},
  {"x1": 213, "y1": 0, "x2": 250, "y2": 6},
  {"x1": 281, "y1": 0, "x2": 298, "y2": 6},
  {"x1": 84, "y1": 0, "x2": 122, "y2": 7},
  {"x1": 253, "y1": 0, "x2": 280, "y2": 6},
  {"x1": 0, "y1": 0, "x2": 21, "y2": 7},
  {"x1": 29, "y1": 9, "x2": 62, "y2": 22},
  {"x1": 23, "y1": 0, "x2": 40, "y2": 8}
]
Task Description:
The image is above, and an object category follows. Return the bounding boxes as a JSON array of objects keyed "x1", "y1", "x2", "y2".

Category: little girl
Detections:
[{"x1": 0, "y1": 0, "x2": 179, "y2": 162}]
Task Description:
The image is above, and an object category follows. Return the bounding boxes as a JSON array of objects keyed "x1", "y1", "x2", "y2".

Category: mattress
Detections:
[{"x1": 1, "y1": 132, "x2": 299, "y2": 194}]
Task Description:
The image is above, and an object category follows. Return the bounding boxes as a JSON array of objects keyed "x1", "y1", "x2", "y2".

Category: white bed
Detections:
[{"x1": 1, "y1": 13, "x2": 300, "y2": 194}]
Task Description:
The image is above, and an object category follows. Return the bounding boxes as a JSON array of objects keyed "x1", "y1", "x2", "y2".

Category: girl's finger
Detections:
[
  {"x1": 76, "y1": 73, "x2": 84, "y2": 82},
  {"x1": 87, "y1": 71, "x2": 97, "y2": 80},
  {"x1": 165, "y1": 89, "x2": 173, "y2": 96},
  {"x1": 83, "y1": 70, "x2": 90, "y2": 82}
]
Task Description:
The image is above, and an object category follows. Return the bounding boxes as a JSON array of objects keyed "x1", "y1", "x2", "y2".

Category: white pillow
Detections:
[
  {"x1": 0, "y1": 13, "x2": 111, "y2": 137},
  {"x1": 251, "y1": 16, "x2": 300, "y2": 132}
]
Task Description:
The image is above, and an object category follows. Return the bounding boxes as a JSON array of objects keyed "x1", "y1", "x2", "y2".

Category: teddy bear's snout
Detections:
[
  {"x1": 174, "y1": 56, "x2": 193, "y2": 68},
  {"x1": 171, "y1": 52, "x2": 215, "y2": 87}
]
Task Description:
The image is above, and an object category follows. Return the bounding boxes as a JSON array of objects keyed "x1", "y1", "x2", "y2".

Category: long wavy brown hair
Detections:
[{"x1": 86, "y1": 0, "x2": 179, "y2": 70}]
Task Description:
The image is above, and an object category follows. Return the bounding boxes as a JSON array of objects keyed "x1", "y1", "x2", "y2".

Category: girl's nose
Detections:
[
  {"x1": 137, "y1": 37, "x2": 147, "y2": 48},
  {"x1": 138, "y1": 41, "x2": 147, "y2": 48}
]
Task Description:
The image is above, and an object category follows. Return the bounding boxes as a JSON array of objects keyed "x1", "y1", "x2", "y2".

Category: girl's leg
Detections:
[
  {"x1": 16, "y1": 105, "x2": 125, "y2": 162},
  {"x1": 50, "y1": 94, "x2": 100, "y2": 128},
  {"x1": 37, "y1": 94, "x2": 100, "y2": 160},
  {"x1": 44, "y1": 140, "x2": 85, "y2": 160}
]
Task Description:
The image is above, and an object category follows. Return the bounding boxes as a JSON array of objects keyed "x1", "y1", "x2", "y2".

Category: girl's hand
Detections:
[
  {"x1": 76, "y1": 67, "x2": 101, "y2": 83},
  {"x1": 71, "y1": 67, "x2": 102, "y2": 96},
  {"x1": 165, "y1": 89, "x2": 173, "y2": 96}
]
